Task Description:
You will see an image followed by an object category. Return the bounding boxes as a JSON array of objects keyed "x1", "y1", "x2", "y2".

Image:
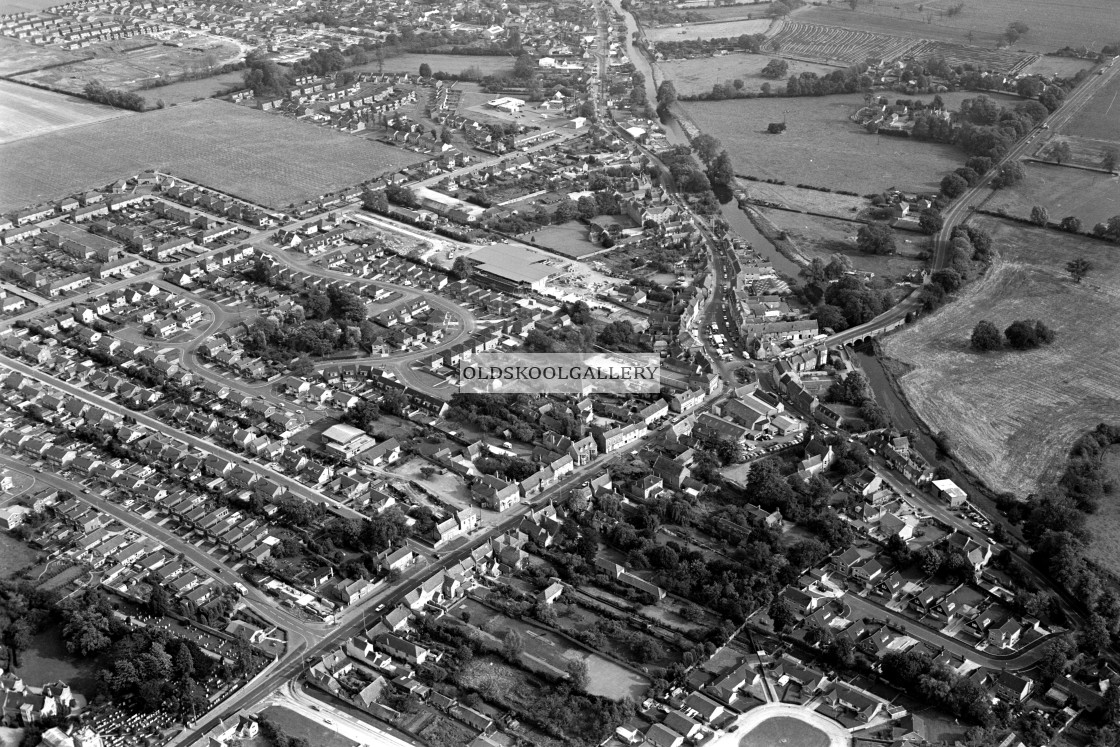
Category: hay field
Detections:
[
  {"x1": 680, "y1": 94, "x2": 964, "y2": 194},
  {"x1": 799, "y1": 0, "x2": 1120, "y2": 52},
  {"x1": 0, "y1": 80, "x2": 134, "y2": 144},
  {"x1": 1084, "y1": 448, "x2": 1120, "y2": 575},
  {"x1": 657, "y1": 53, "x2": 840, "y2": 96},
  {"x1": 881, "y1": 216, "x2": 1120, "y2": 497},
  {"x1": 0, "y1": 99, "x2": 424, "y2": 211},
  {"x1": 647, "y1": 17, "x2": 772, "y2": 43},
  {"x1": 981, "y1": 161, "x2": 1120, "y2": 227}
]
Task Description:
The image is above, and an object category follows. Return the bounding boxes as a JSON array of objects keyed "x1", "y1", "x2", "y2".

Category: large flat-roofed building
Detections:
[
  {"x1": 465, "y1": 244, "x2": 556, "y2": 292},
  {"x1": 486, "y1": 96, "x2": 525, "y2": 113},
  {"x1": 322, "y1": 422, "x2": 378, "y2": 460}
]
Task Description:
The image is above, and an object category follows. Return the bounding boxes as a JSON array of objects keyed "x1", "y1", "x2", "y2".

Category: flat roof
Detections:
[{"x1": 469, "y1": 244, "x2": 556, "y2": 285}]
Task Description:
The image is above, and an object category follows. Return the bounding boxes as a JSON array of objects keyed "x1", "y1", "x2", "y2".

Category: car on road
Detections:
[{"x1": 323, "y1": 719, "x2": 332, "y2": 725}]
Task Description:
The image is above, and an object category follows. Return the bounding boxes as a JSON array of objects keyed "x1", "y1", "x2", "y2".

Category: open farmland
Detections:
[
  {"x1": 657, "y1": 53, "x2": 840, "y2": 96},
  {"x1": 1034, "y1": 134, "x2": 1119, "y2": 170},
  {"x1": 358, "y1": 53, "x2": 515, "y2": 78},
  {"x1": 981, "y1": 161, "x2": 1120, "y2": 227},
  {"x1": 1061, "y1": 69, "x2": 1120, "y2": 143},
  {"x1": 1022, "y1": 56, "x2": 1097, "y2": 79},
  {"x1": 681, "y1": 94, "x2": 964, "y2": 194},
  {"x1": 799, "y1": 0, "x2": 1119, "y2": 53},
  {"x1": 881, "y1": 216, "x2": 1120, "y2": 497},
  {"x1": 1084, "y1": 447, "x2": 1120, "y2": 576},
  {"x1": 763, "y1": 21, "x2": 1031, "y2": 73},
  {"x1": 0, "y1": 0, "x2": 57, "y2": 11},
  {"x1": 0, "y1": 98, "x2": 424, "y2": 211},
  {"x1": 14, "y1": 36, "x2": 242, "y2": 101},
  {"x1": 646, "y1": 17, "x2": 772, "y2": 43},
  {"x1": 742, "y1": 181, "x2": 866, "y2": 218},
  {"x1": 757, "y1": 208, "x2": 926, "y2": 280},
  {"x1": 0, "y1": 80, "x2": 134, "y2": 144},
  {"x1": 652, "y1": 3, "x2": 778, "y2": 23}
]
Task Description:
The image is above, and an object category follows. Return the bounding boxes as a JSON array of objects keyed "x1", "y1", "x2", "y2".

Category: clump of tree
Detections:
[
  {"x1": 856, "y1": 222, "x2": 896, "y2": 255},
  {"x1": 881, "y1": 650, "x2": 993, "y2": 725},
  {"x1": 826, "y1": 370, "x2": 888, "y2": 429},
  {"x1": 760, "y1": 58, "x2": 789, "y2": 78},
  {"x1": 83, "y1": 81, "x2": 146, "y2": 111},
  {"x1": 970, "y1": 320, "x2": 1001, "y2": 351},
  {"x1": 1004, "y1": 319, "x2": 1055, "y2": 350}
]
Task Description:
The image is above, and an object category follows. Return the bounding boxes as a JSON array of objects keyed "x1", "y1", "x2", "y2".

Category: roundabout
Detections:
[{"x1": 708, "y1": 703, "x2": 851, "y2": 747}]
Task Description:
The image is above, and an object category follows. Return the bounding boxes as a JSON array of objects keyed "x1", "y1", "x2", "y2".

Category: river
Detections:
[{"x1": 606, "y1": 0, "x2": 802, "y2": 279}]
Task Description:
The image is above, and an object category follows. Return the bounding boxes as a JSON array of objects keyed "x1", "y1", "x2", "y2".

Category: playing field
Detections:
[
  {"x1": 356, "y1": 53, "x2": 515, "y2": 78},
  {"x1": 881, "y1": 216, "x2": 1120, "y2": 497},
  {"x1": 657, "y1": 53, "x2": 841, "y2": 97},
  {"x1": 647, "y1": 17, "x2": 773, "y2": 43},
  {"x1": 680, "y1": 94, "x2": 965, "y2": 195},
  {"x1": 0, "y1": 80, "x2": 133, "y2": 144},
  {"x1": 799, "y1": 0, "x2": 1120, "y2": 53},
  {"x1": 0, "y1": 99, "x2": 425, "y2": 211},
  {"x1": 981, "y1": 161, "x2": 1119, "y2": 228}
]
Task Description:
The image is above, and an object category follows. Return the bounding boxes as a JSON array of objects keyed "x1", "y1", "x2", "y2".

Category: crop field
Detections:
[
  {"x1": 681, "y1": 94, "x2": 963, "y2": 195},
  {"x1": 1061, "y1": 70, "x2": 1120, "y2": 143},
  {"x1": 799, "y1": 0, "x2": 1118, "y2": 53},
  {"x1": 357, "y1": 53, "x2": 515, "y2": 78},
  {"x1": 646, "y1": 17, "x2": 772, "y2": 43},
  {"x1": 982, "y1": 161, "x2": 1119, "y2": 228},
  {"x1": 0, "y1": 99, "x2": 424, "y2": 212},
  {"x1": 14, "y1": 36, "x2": 242, "y2": 100},
  {"x1": 1084, "y1": 447, "x2": 1120, "y2": 576},
  {"x1": 763, "y1": 21, "x2": 1030, "y2": 73},
  {"x1": 757, "y1": 209, "x2": 925, "y2": 280},
  {"x1": 657, "y1": 53, "x2": 840, "y2": 96},
  {"x1": 881, "y1": 216, "x2": 1120, "y2": 497},
  {"x1": 0, "y1": 80, "x2": 133, "y2": 144}
]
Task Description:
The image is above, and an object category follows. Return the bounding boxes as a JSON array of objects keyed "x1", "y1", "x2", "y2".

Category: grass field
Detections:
[
  {"x1": 1022, "y1": 56, "x2": 1097, "y2": 78},
  {"x1": 743, "y1": 181, "x2": 866, "y2": 218},
  {"x1": 657, "y1": 53, "x2": 840, "y2": 96},
  {"x1": 646, "y1": 17, "x2": 773, "y2": 43},
  {"x1": 531, "y1": 222, "x2": 604, "y2": 258},
  {"x1": 357, "y1": 53, "x2": 515, "y2": 78},
  {"x1": 799, "y1": 0, "x2": 1119, "y2": 53},
  {"x1": 757, "y1": 208, "x2": 926, "y2": 280},
  {"x1": 1085, "y1": 447, "x2": 1120, "y2": 575},
  {"x1": 0, "y1": 80, "x2": 133, "y2": 144},
  {"x1": 881, "y1": 216, "x2": 1120, "y2": 497},
  {"x1": 0, "y1": 36, "x2": 83, "y2": 76},
  {"x1": 1062, "y1": 70, "x2": 1120, "y2": 142},
  {"x1": 143, "y1": 70, "x2": 245, "y2": 107},
  {"x1": 0, "y1": 99, "x2": 424, "y2": 212},
  {"x1": 257, "y1": 706, "x2": 357, "y2": 747},
  {"x1": 981, "y1": 161, "x2": 1119, "y2": 227},
  {"x1": 681, "y1": 94, "x2": 964, "y2": 194},
  {"x1": 0, "y1": 0, "x2": 58, "y2": 11},
  {"x1": 0, "y1": 532, "x2": 35, "y2": 578},
  {"x1": 739, "y1": 716, "x2": 829, "y2": 747},
  {"x1": 18, "y1": 625, "x2": 99, "y2": 692},
  {"x1": 15, "y1": 37, "x2": 243, "y2": 100}
]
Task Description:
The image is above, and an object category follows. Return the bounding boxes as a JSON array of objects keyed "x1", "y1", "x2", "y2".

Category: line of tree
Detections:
[
  {"x1": 82, "y1": 81, "x2": 146, "y2": 111},
  {"x1": 970, "y1": 318, "x2": 1055, "y2": 352}
]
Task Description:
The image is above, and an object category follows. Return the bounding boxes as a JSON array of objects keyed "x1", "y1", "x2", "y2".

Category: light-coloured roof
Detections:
[{"x1": 322, "y1": 423, "x2": 366, "y2": 444}]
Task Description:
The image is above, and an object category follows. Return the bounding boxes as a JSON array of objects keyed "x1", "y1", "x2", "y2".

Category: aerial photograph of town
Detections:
[{"x1": 0, "y1": 0, "x2": 1117, "y2": 744}]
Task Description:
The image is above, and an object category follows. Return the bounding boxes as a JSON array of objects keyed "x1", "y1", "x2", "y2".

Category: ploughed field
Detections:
[{"x1": 881, "y1": 216, "x2": 1120, "y2": 497}]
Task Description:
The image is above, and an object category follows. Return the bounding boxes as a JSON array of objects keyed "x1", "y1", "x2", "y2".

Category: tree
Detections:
[
  {"x1": 1029, "y1": 205, "x2": 1050, "y2": 226},
  {"x1": 993, "y1": 161, "x2": 1024, "y2": 188},
  {"x1": 918, "y1": 209, "x2": 944, "y2": 234},
  {"x1": 418, "y1": 62, "x2": 431, "y2": 78},
  {"x1": 501, "y1": 629, "x2": 524, "y2": 660},
  {"x1": 940, "y1": 173, "x2": 968, "y2": 198},
  {"x1": 450, "y1": 257, "x2": 473, "y2": 280},
  {"x1": 565, "y1": 658, "x2": 589, "y2": 692},
  {"x1": 691, "y1": 133, "x2": 722, "y2": 167},
  {"x1": 1004, "y1": 319, "x2": 1054, "y2": 349},
  {"x1": 1059, "y1": 215, "x2": 1083, "y2": 233},
  {"x1": 513, "y1": 53, "x2": 535, "y2": 79},
  {"x1": 707, "y1": 150, "x2": 735, "y2": 188},
  {"x1": 656, "y1": 80, "x2": 677, "y2": 109},
  {"x1": 856, "y1": 222, "x2": 896, "y2": 255},
  {"x1": 1066, "y1": 257, "x2": 1092, "y2": 284},
  {"x1": 769, "y1": 599, "x2": 796, "y2": 633},
  {"x1": 3, "y1": 620, "x2": 30, "y2": 667},
  {"x1": 1052, "y1": 141, "x2": 1072, "y2": 165},
  {"x1": 576, "y1": 195, "x2": 597, "y2": 221},
  {"x1": 970, "y1": 320, "x2": 1002, "y2": 352},
  {"x1": 1102, "y1": 147, "x2": 1119, "y2": 173}
]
